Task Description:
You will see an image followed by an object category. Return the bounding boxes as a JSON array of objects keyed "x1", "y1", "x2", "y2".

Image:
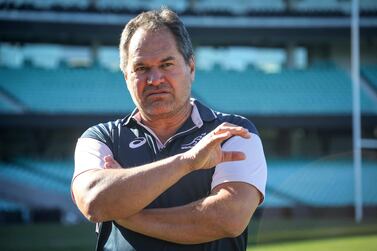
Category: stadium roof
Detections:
[{"x1": 0, "y1": 10, "x2": 377, "y2": 46}]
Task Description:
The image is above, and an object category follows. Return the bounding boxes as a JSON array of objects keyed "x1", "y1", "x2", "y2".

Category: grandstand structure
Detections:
[{"x1": 0, "y1": 0, "x2": 376, "y2": 223}]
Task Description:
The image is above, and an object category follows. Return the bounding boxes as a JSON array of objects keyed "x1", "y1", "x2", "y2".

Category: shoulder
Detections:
[
  {"x1": 80, "y1": 118, "x2": 125, "y2": 144},
  {"x1": 214, "y1": 111, "x2": 259, "y2": 136}
]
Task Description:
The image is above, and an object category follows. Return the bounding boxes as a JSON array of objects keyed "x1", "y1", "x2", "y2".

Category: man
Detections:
[{"x1": 72, "y1": 8, "x2": 267, "y2": 251}]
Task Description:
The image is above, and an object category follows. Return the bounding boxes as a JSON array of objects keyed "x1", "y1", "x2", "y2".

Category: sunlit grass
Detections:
[{"x1": 248, "y1": 234, "x2": 377, "y2": 251}]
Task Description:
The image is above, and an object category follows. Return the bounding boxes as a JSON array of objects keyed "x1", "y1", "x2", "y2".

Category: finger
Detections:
[
  {"x1": 212, "y1": 130, "x2": 250, "y2": 145},
  {"x1": 103, "y1": 155, "x2": 122, "y2": 169},
  {"x1": 212, "y1": 131, "x2": 233, "y2": 144},
  {"x1": 214, "y1": 126, "x2": 251, "y2": 139},
  {"x1": 104, "y1": 160, "x2": 118, "y2": 169},
  {"x1": 221, "y1": 151, "x2": 246, "y2": 163},
  {"x1": 104, "y1": 155, "x2": 114, "y2": 162}
]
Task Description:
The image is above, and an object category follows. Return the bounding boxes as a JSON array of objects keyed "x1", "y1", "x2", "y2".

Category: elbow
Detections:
[
  {"x1": 72, "y1": 172, "x2": 110, "y2": 223},
  {"x1": 79, "y1": 195, "x2": 102, "y2": 223},
  {"x1": 85, "y1": 199, "x2": 103, "y2": 223},
  {"x1": 218, "y1": 207, "x2": 253, "y2": 238},
  {"x1": 75, "y1": 188, "x2": 107, "y2": 223},
  {"x1": 222, "y1": 218, "x2": 248, "y2": 238}
]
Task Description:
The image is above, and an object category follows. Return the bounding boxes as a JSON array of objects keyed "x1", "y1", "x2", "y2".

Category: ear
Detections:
[{"x1": 189, "y1": 56, "x2": 195, "y2": 82}]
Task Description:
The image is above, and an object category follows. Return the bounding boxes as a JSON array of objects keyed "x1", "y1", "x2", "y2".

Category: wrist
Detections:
[{"x1": 178, "y1": 152, "x2": 196, "y2": 173}]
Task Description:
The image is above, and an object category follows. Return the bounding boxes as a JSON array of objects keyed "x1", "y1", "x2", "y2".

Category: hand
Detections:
[{"x1": 182, "y1": 122, "x2": 251, "y2": 171}]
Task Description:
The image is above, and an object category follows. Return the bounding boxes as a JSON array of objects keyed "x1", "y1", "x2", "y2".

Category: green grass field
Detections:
[
  {"x1": 248, "y1": 234, "x2": 377, "y2": 251},
  {"x1": 1, "y1": 218, "x2": 377, "y2": 251}
]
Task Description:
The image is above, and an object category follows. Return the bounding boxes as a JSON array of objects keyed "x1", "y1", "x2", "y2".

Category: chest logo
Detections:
[
  {"x1": 181, "y1": 133, "x2": 207, "y2": 149},
  {"x1": 129, "y1": 137, "x2": 147, "y2": 149}
]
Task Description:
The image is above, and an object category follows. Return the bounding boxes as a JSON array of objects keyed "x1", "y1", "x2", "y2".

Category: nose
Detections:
[{"x1": 146, "y1": 68, "x2": 163, "y2": 86}]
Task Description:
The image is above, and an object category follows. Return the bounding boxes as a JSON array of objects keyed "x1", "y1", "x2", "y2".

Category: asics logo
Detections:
[{"x1": 129, "y1": 137, "x2": 146, "y2": 149}]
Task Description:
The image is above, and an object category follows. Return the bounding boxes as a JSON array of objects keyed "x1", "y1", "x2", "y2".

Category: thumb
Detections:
[{"x1": 221, "y1": 151, "x2": 246, "y2": 163}]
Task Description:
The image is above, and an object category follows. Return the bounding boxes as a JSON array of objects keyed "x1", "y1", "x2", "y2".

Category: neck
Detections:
[{"x1": 138, "y1": 101, "x2": 192, "y2": 143}]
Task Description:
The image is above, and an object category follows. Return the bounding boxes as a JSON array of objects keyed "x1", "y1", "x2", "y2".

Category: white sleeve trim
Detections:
[
  {"x1": 211, "y1": 134, "x2": 267, "y2": 204},
  {"x1": 73, "y1": 138, "x2": 113, "y2": 180}
]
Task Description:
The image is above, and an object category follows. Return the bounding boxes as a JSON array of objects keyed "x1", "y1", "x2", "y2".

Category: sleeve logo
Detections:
[{"x1": 181, "y1": 133, "x2": 207, "y2": 149}]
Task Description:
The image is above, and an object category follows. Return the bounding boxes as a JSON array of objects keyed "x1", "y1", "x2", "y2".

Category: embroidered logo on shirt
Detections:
[
  {"x1": 181, "y1": 133, "x2": 207, "y2": 149},
  {"x1": 129, "y1": 137, "x2": 147, "y2": 149}
]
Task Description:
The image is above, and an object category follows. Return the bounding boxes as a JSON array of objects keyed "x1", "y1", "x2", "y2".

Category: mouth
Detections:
[{"x1": 145, "y1": 90, "x2": 171, "y2": 98}]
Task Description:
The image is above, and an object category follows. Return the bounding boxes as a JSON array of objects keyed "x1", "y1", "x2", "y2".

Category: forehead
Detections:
[{"x1": 128, "y1": 27, "x2": 180, "y2": 64}]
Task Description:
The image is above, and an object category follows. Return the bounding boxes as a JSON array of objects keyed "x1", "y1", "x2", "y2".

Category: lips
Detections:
[
  {"x1": 143, "y1": 86, "x2": 172, "y2": 98},
  {"x1": 146, "y1": 90, "x2": 169, "y2": 97}
]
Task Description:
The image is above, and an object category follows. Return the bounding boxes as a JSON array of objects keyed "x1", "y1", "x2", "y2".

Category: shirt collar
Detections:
[
  {"x1": 122, "y1": 98, "x2": 217, "y2": 127},
  {"x1": 191, "y1": 98, "x2": 217, "y2": 123}
]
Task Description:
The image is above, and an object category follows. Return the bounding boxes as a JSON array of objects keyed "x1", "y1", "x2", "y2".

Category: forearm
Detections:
[
  {"x1": 116, "y1": 183, "x2": 258, "y2": 244},
  {"x1": 73, "y1": 153, "x2": 192, "y2": 222},
  {"x1": 117, "y1": 196, "x2": 230, "y2": 244},
  {"x1": 73, "y1": 123, "x2": 252, "y2": 223}
]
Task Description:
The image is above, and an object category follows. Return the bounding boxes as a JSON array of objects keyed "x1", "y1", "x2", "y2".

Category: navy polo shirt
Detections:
[{"x1": 78, "y1": 100, "x2": 262, "y2": 251}]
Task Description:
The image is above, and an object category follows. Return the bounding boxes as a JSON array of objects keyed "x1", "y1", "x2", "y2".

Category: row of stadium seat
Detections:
[
  {"x1": 362, "y1": 65, "x2": 377, "y2": 91},
  {"x1": 1, "y1": 44, "x2": 296, "y2": 72},
  {"x1": 0, "y1": 67, "x2": 133, "y2": 113},
  {"x1": 0, "y1": 98, "x2": 19, "y2": 113},
  {"x1": 0, "y1": 0, "x2": 88, "y2": 9},
  {"x1": 193, "y1": 66, "x2": 377, "y2": 115},
  {"x1": 0, "y1": 199, "x2": 25, "y2": 212},
  {"x1": 0, "y1": 159, "x2": 71, "y2": 194},
  {"x1": 1, "y1": 0, "x2": 377, "y2": 14},
  {"x1": 266, "y1": 159, "x2": 377, "y2": 207},
  {"x1": 1, "y1": 66, "x2": 376, "y2": 115},
  {"x1": 1, "y1": 158, "x2": 376, "y2": 210}
]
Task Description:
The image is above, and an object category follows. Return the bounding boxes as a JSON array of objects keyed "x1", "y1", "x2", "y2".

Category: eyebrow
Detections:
[
  {"x1": 133, "y1": 56, "x2": 175, "y2": 67},
  {"x1": 160, "y1": 56, "x2": 175, "y2": 63}
]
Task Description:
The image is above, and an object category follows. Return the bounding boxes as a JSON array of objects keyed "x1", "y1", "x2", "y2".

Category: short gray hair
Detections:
[{"x1": 119, "y1": 8, "x2": 194, "y2": 73}]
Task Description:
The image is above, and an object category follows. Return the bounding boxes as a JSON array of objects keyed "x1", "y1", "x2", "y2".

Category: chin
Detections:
[{"x1": 147, "y1": 107, "x2": 175, "y2": 117}]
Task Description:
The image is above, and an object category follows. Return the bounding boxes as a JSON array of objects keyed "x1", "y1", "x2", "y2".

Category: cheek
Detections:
[{"x1": 128, "y1": 75, "x2": 145, "y2": 97}]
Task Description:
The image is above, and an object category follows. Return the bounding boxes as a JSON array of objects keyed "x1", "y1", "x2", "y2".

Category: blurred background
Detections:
[{"x1": 0, "y1": 0, "x2": 376, "y2": 250}]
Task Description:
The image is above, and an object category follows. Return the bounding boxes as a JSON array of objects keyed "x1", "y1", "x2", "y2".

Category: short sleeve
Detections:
[
  {"x1": 73, "y1": 138, "x2": 113, "y2": 181},
  {"x1": 211, "y1": 133, "x2": 267, "y2": 204}
]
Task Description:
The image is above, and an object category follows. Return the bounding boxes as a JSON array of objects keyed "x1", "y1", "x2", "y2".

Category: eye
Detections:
[
  {"x1": 135, "y1": 66, "x2": 147, "y2": 73},
  {"x1": 161, "y1": 62, "x2": 173, "y2": 69}
]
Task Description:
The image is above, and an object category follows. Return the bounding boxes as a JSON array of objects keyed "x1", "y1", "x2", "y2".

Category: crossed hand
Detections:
[{"x1": 104, "y1": 122, "x2": 251, "y2": 171}]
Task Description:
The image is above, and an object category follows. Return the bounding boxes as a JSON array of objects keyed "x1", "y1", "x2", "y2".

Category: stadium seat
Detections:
[
  {"x1": 265, "y1": 159, "x2": 377, "y2": 207},
  {"x1": 0, "y1": 199, "x2": 24, "y2": 212},
  {"x1": 1, "y1": 157, "x2": 375, "y2": 209},
  {"x1": 0, "y1": 159, "x2": 72, "y2": 194},
  {"x1": 0, "y1": 67, "x2": 134, "y2": 114},
  {"x1": 362, "y1": 65, "x2": 377, "y2": 91},
  {"x1": 0, "y1": 99, "x2": 20, "y2": 113},
  {"x1": 193, "y1": 67, "x2": 377, "y2": 115},
  {"x1": 1, "y1": 64, "x2": 376, "y2": 115}
]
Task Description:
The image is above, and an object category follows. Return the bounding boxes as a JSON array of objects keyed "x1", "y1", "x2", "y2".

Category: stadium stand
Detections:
[
  {"x1": 0, "y1": 0, "x2": 376, "y2": 225},
  {"x1": 0, "y1": 66, "x2": 134, "y2": 114},
  {"x1": 0, "y1": 160, "x2": 69, "y2": 194},
  {"x1": 0, "y1": 0, "x2": 89, "y2": 9},
  {"x1": 266, "y1": 159, "x2": 377, "y2": 207},
  {"x1": 1, "y1": 64, "x2": 376, "y2": 115},
  {"x1": 1, "y1": 157, "x2": 376, "y2": 220},
  {"x1": 2, "y1": 0, "x2": 376, "y2": 14},
  {"x1": 0, "y1": 44, "x2": 23, "y2": 69},
  {"x1": 0, "y1": 99, "x2": 19, "y2": 113},
  {"x1": 0, "y1": 199, "x2": 24, "y2": 212},
  {"x1": 362, "y1": 65, "x2": 377, "y2": 92},
  {"x1": 193, "y1": 67, "x2": 377, "y2": 115}
]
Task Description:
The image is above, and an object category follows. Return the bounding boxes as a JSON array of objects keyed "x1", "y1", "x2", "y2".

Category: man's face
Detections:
[{"x1": 125, "y1": 27, "x2": 195, "y2": 119}]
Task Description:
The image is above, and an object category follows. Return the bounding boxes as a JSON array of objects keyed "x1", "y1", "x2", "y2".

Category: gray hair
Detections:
[{"x1": 119, "y1": 8, "x2": 194, "y2": 73}]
